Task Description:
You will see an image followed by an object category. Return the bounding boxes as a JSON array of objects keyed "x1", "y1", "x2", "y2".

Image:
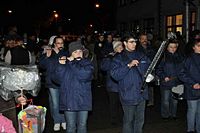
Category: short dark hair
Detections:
[
  {"x1": 53, "y1": 36, "x2": 63, "y2": 43},
  {"x1": 122, "y1": 34, "x2": 137, "y2": 42},
  {"x1": 193, "y1": 38, "x2": 200, "y2": 47}
]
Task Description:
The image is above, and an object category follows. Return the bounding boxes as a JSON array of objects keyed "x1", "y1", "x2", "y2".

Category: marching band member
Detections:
[
  {"x1": 100, "y1": 41, "x2": 124, "y2": 126},
  {"x1": 39, "y1": 36, "x2": 66, "y2": 131},
  {"x1": 156, "y1": 40, "x2": 184, "y2": 120},
  {"x1": 52, "y1": 40, "x2": 94, "y2": 133},
  {"x1": 110, "y1": 35, "x2": 150, "y2": 133},
  {"x1": 179, "y1": 37, "x2": 200, "y2": 133}
]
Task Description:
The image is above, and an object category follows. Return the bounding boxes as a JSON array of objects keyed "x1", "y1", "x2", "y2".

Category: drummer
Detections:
[{"x1": 156, "y1": 40, "x2": 184, "y2": 120}]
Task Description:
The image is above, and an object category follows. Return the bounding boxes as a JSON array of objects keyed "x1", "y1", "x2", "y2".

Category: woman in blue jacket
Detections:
[
  {"x1": 53, "y1": 40, "x2": 94, "y2": 133},
  {"x1": 178, "y1": 39, "x2": 200, "y2": 133},
  {"x1": 156, "y1": 40, "x2": 184, "y2": 120},
  {"x1": 100, "y1": 41, "x2": 124, "y2": 125},
  {"x1": 110, "y1": 35, "x2": 150, "y2": 133}
]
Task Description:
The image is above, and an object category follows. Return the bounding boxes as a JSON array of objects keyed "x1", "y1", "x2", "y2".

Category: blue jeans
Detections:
[
  {"x1": 122, "y1": 100, "x2": 146, "y2": 133},
  {"x1": 160, "y1": 89, "x2": 178, "y2": 118},
  {"x1": 64, "y1": 111, "x2": 88, "y2": 133},
  {"x1": 187, "y1": 99, "x2": 200, "y2": 133},
  {"x1": 49, "y1": 88, "x2": 65, "y2": 124}
]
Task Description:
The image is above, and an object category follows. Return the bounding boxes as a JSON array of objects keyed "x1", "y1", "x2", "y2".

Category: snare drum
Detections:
[{"x1": 171, "y1": 85, "x2": 184, "y2": 100}]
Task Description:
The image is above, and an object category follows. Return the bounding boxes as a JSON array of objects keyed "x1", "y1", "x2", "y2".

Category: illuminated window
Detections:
[
  {"x1": 167, "y1": 28, "x2": 172, "y2": 32},
  {"x1": 166, "y1": 14, "x2": 183, "y2": 35},
  {"x1": 176, "y1": 27, "x2": 182, "y2": 33},
  {"x1": 176, "y1": 15, "x2": 183, "y2": 25},
  {"x1": 167, "y1": 16, "x2": 173, "y2": 26},
  {"x1": 191, "y1": 12, "x2": 196, "y2": 31}
]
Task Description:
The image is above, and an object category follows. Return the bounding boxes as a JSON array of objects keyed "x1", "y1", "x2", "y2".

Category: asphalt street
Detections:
[{"x1": 32, "y1": 82, "x2": 187, "y2": 133}]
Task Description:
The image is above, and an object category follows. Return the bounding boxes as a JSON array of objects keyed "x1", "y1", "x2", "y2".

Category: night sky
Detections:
[{"x1": 0, "y1": 0, "x2": 116, "y2": 33}]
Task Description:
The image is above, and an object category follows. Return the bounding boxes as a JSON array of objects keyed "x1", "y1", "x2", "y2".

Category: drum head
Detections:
[
  {"x1": 172, "y1": 85, "x2": 184, "y2": 100},
  {"x1": 172, "y1": 85, "x2": 184, "y2": 94}
]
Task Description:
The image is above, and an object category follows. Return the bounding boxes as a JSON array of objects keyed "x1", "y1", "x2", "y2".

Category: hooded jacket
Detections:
[{"x1": 52, "y1": 58, "x2": 94, "y2": 111}]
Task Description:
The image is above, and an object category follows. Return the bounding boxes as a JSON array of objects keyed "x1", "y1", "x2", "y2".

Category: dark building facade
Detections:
[{"x1": 116, "y1": 0, "x2": 200, "y2": 41}]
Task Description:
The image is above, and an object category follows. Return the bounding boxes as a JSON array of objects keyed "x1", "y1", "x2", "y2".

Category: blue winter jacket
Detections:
[
  {"x1": 137, "y1": 44, "x2": 156, "y2": 61},
  {"x1": 52, "y1": 58, "x2": 94, "y2": 111},
  {"x1": 110, "y1": 50, "x2": 150, "y2": 106},
  {"x1": 39, "y1": 50, "x2": 68, "y2": 89},
  {"x1": 100, "y1": 55, "x2": 119, "y2": 92},
  {"x1": 178, "y1": 53, "x2": 200, "y2": 100},
  {"x1": 156, "y1": 52, "x2": 184, "y2": 90}
]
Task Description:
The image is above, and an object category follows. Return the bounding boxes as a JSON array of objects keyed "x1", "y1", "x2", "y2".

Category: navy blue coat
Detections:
[
  {"x1": 100, "y1": 55, "x2": 119, "y2": 92},
  {"x1": 39, "y1": 50, "x2": 68, "y2": 89},
  {"x1": 178, "y1": 53, "x2": 200, "y2": 100},
  {"x1": 110, "y1": 50, "x2": 150, "y2": 106},
  {"x1": 52, "y1": 58, "x2": 94, "y2": 111},
  {"x1": 156, "y1": 52, "x2": 184, "y2": 90},
  {"x1": 137, "y1": 44, "x2": 156, "y2": 61}
]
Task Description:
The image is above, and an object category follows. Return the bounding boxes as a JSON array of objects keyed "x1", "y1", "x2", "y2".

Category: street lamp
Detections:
[
  {"x1": 95, "y1": 3, "x2": 100, "y2": 8},
  {"x1": 54, "y1": 13, "x2": 58, "y2": 18},
  {"x1": 8, "y1": 10, "x2": 12, "y2": 14}
]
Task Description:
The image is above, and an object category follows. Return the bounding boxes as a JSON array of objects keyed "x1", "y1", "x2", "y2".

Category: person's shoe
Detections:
[
  {"x1": 53, "y1": 123, "x2": 60, "y2": 131},
  {"x1": 61, "y1": 122, "x2": 66, "y2": 130}
]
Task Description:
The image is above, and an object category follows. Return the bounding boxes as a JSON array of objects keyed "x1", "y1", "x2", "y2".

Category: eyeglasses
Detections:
[
  {"x1": 55, "y1": 42, "x2": 64, "y2": 45},
  {"x1": 195, "y1": 44, "x2": 200, "y2": 47}
]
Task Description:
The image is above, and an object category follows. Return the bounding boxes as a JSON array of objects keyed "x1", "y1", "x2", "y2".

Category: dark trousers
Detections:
[{"x1": 108, "y1": 91, "x2": 122, "y2": 124}]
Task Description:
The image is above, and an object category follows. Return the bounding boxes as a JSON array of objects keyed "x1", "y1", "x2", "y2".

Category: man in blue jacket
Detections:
[
  {"x1": 39, "y1": 36, "x2": 66, "y2": 131},
  {"x1": 110, "y1": 35, "x2": 150, "y2": 133},
  {"x1": 137, "y1": 33, "x2": 156, "y2": 106}
]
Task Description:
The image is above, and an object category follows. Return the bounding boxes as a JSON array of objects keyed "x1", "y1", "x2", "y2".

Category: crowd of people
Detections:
[{"x1": 0, "y1": 24, "x2": 200, "y2": 133}]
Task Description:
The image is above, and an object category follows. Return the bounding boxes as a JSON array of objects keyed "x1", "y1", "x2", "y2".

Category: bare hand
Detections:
[
  {"x1": 67, "y1": 56, "x2": 74, "y2": 61},
  {"x1": 46, "y1": 48, "x2": 52, "y2": 57},
  {"x1": 193, "y1": 83, "x2": 200, "y2": 89},
  {"x1": 164, "y1": 77, "x2": 170, "y2": 82},
  {"x1": 128, "y1": 60, "x2": 139, "y2": 68},
  {"x1": 59, "y1": 56, "x2": 66, "y2": 64},
  {"x1": 17, "y1": 96, "x2": 27, "y2": 106}
]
